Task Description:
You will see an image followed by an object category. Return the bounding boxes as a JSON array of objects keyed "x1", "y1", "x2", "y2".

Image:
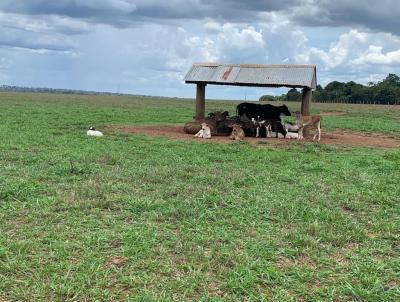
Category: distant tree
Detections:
[
  {"x1": 285, "y1": 88, "x2": 302, "y2": 101},
  {"x1": 282, "y1": 73, "x2": 400, "y2": 104},
  {"x1": 383, "y1": 73, "x2": 400, "y2": 85},
  {"x1": 259, "y1": 95, "x2": 276, "y2": 102}
]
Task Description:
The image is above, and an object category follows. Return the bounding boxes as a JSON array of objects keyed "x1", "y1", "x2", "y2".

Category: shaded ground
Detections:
[{"x1": 110, "y1": 125, "x2": 400, "y2": 148}]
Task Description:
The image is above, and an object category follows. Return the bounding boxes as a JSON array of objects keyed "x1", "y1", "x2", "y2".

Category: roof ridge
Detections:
[
  {"x1": 185, "y1": 63, "x2": 317, "y2": 89},
  {"x1": 193, "y1": 62, "x2": 316, "y2": 68}
]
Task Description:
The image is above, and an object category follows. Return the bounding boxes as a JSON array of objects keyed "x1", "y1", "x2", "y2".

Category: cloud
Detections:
[
  {"x1": 0, "y1": 0, "x2": 137, "y2": 28},
  {"x1": 1, "y1": 1, "x2": 400, "y2": 37},
  {"x1": 292, "y1": 29, "x2": 400, "y2": 85},
  {"x1": 0, "y1": 12, "x2": 93, "y2": 35},
  {"x1": 291, "y1": 0, "x2": 400, "y2": 36},
  {"x1": 296, "y1": 29, "x2": 400, "y2": 68},
  {"x1": 204, "y1": 22, "x2": 222, "y2": 34},
  {"x1": 1, "y1": 1, "x2": 400, "y2": 99},
  {"x1": 0, "y1": 26, "x2": 75, "y2": 51},
  {"x1": 130, "y1": 0, "x2": 298, "y2": 21},
  {"x1": 0, "y1": 11, "x2": 94, "y2": 51},
  {"x1": 0, "y1": 0, "x2": 137, "y2": 16},
  {"x1": 353, "y1": 46, "x2": 400, "y2": 65}
]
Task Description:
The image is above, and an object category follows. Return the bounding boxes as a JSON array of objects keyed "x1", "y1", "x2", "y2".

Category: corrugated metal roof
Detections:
[{"x1": 184, "y1": 63, "x2": 317, "y2": 89}]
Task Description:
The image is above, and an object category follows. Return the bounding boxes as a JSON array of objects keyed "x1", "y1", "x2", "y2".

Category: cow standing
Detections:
[
  {"x1": 237, "y1": 103, "x2": 291, "y2": 138},
  {"x1": 236, "y1": 103, "x2": 291, "y2": 121}
]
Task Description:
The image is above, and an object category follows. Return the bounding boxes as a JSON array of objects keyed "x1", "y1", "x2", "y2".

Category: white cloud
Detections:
[
  {"x1": 296, "y1": 29, "x2": 366, "y2": 68},
  {"x1": 218, "y1": 23, "x2": 265, "y2": 49},
  {"x1": 353, "y1": 45, "x2": 400, "y2": 65},
  {"x1": 0, "y1": 26, "x2": 76, "y2": 51},
  {"x1": 204, "y1": 21, "x2": 222, "y2": 34},
  {"x1": 1, "y1": 1, "x2": 400, "y2": 99},
  {"x1": 0, "y1": 12, "x2": 93, "y2": 51},
  {"x1": 78, "y1": 0, "x2": 136, "y2": 12},
  {"x1": 0, "y1": 12, "x2": 93, "y2": 35},
  {"x1": 296, "y1": 29, "x2": 400, "y2": 69}
]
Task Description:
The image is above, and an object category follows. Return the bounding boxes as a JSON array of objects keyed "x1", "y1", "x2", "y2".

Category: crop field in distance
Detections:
[{"x1": 0, "y1": 92, "x2": 399, "y2": 301}]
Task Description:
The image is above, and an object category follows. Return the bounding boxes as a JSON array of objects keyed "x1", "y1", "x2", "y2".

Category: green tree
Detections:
[
  {"x1": 286, "y1": 88, "x2": 301, "y2": 101},
  {"x1": 259, "y1": 95, "x2": 276, "y2": 102}
]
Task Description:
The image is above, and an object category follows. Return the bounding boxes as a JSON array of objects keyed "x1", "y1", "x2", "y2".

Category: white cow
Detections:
[
  {"x1": 194, "y1": 123, "x2": 211, "y2": 139},
  {"x1": 87, "y1": 127, "x2": 103, "y2": 137}
]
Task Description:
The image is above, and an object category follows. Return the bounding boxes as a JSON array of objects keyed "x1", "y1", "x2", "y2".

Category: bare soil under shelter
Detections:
[{"x1": 110, "y1": 125, "x2": 400, "y2": 149}]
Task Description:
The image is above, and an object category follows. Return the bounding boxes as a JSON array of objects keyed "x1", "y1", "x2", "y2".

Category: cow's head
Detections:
[
  {"x1": 281, "y1": 105, "x2": 291, "y2": 116},
  {"x1": 236, "y1": 103, "x2": 247, "y2": 116},
  {"x1": 201, "y1": 122, "x2": 209, "y2": 129},
  {"x1": 208, "y1": 111, "x2": 229, "y2": 122}
]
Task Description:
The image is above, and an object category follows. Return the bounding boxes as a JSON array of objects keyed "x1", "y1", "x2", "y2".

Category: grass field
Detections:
[{"x1": 0, "y1": 92, "x2": 399, "y2": 301}]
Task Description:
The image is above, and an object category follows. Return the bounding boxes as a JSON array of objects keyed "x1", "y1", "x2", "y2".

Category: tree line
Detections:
[
  {"x1": 259, "y1": 73, "x2": 400, "y2": 105},
  {"x1": 0, "y1": 85, "x2": 135, "y2": 97}
]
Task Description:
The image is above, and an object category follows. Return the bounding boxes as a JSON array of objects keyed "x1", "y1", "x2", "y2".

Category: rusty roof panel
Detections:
[
  {"x1": 184, "y1": 63, "x2": 317, "y2": 89},
  {"x1": 211, "y1": 66, "x2": 241, "y2": 82}
]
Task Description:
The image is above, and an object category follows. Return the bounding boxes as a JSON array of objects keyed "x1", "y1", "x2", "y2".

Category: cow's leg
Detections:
[
  {"x1": 298, "y1": 128, "x2": 303, "y2": 140},
  {"x1": 256, "y1": 127, "x2": 259, "y2": 138},
  {"x1": 312, "y1": 122, "x2": 321, "y2": 141}
]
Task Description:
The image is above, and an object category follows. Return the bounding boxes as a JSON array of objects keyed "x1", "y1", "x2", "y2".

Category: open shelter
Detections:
[{"x1": 184, "y1": 63, "x2": 317, "y2": 119}]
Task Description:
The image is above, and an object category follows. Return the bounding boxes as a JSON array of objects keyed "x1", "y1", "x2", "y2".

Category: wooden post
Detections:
[
  {"x1": 195, "y1": 83, "x2": 206, "y2": 120},
  {"x1": 301, "y1": 87, "x2": 312, "y2": 115},
  {"x1": 301, "y1": 87, "x2": 312, "y2": 137}
]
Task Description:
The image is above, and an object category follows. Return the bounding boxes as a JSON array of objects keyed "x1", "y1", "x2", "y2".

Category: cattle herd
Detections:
[{"x1": 184, "y1": 102, "x2": 321, "y2": 141}]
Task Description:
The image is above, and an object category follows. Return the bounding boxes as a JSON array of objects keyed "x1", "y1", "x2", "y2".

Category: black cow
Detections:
[{"x1": 236, "y1": 103, "x2": 291, "y2": 121}]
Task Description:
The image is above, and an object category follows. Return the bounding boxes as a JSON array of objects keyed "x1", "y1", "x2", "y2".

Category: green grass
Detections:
[{"x1": 0, "y1": 92, "x2": 399, "y2": 301}]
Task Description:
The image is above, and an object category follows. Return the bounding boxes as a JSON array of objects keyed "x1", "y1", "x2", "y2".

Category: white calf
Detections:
[
  {"x1": 282, "y1": 120, "x2": 299, "y2": 132},
  {"x1": 194, "y1": 123, "x2": 212, "y2": 139},
  {"x1": 87, "y1": 127, "x2": 103, "y2": 136}
]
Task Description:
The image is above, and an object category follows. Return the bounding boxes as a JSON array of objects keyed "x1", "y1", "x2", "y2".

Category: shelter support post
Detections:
[
  {"x1": 301, "y1": 87, "x2": 312, "y2": 116},
  {"x1": 195, "y1": 83, "x2": 206, "y2": 120},
  {"x1": 301, "y1": 87, "x2": 313, "y2": 137}
]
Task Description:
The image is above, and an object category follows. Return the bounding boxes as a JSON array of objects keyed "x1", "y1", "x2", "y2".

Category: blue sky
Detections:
[{"x1": 0, "y1": 0, "x2": 399, "y2": 100}]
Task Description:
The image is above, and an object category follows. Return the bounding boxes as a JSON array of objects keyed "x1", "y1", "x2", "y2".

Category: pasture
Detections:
[{"x1": 0, "y1": 92, "x2": 399, "y2": 301}]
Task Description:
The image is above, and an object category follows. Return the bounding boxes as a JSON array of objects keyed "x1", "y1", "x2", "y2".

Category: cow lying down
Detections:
[{"x1": 194, "y1": 123, "x2": 211, "y2": 139}]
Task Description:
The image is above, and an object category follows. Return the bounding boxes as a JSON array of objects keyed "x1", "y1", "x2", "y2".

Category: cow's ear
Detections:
[
  {"x1": 208, "y1": 112, "x2": 216, "y2": 117},
  {"x1": 222, "y1": 111, "x2": 229, "y2": 116}
]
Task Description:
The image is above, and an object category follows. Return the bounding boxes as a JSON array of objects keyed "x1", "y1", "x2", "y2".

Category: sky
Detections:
[{"x1": 0, "y1": 0, "x2": 399, "y2": 100}]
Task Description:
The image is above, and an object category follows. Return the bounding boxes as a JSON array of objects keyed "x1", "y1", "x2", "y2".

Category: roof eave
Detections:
[{"x1": 185, "y1": 81, "x2": 311, "y2": 89}]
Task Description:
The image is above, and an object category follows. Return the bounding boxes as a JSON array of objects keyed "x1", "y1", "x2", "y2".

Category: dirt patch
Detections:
[
  {"x1": 387, "y1": 279, "x2": 400, "y2": 288},
  {"x1": 319, "y1": 111, "x2": 346, "y2": 116},
  {"x1": 109, "y1": 125, "x2": 400, "y2": 149},
  {"x1": 322, "y1": 131, "x2": 399, "y2": 148},
  {"x1": 106, "y1": 256, "x2": 128, "y2": 268},
  {"x1": 275, "y1": 254, "x2": 317, "y2": 270},
  {"x1": 327, "y1": 252, "x2": 350, "y2": 265},
  {"x1": 341, "y1": 205, "x2": 355, "y2": 216},
  {"x1": 106, "y1": 239, "x2": 122, "y2": 249}
]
